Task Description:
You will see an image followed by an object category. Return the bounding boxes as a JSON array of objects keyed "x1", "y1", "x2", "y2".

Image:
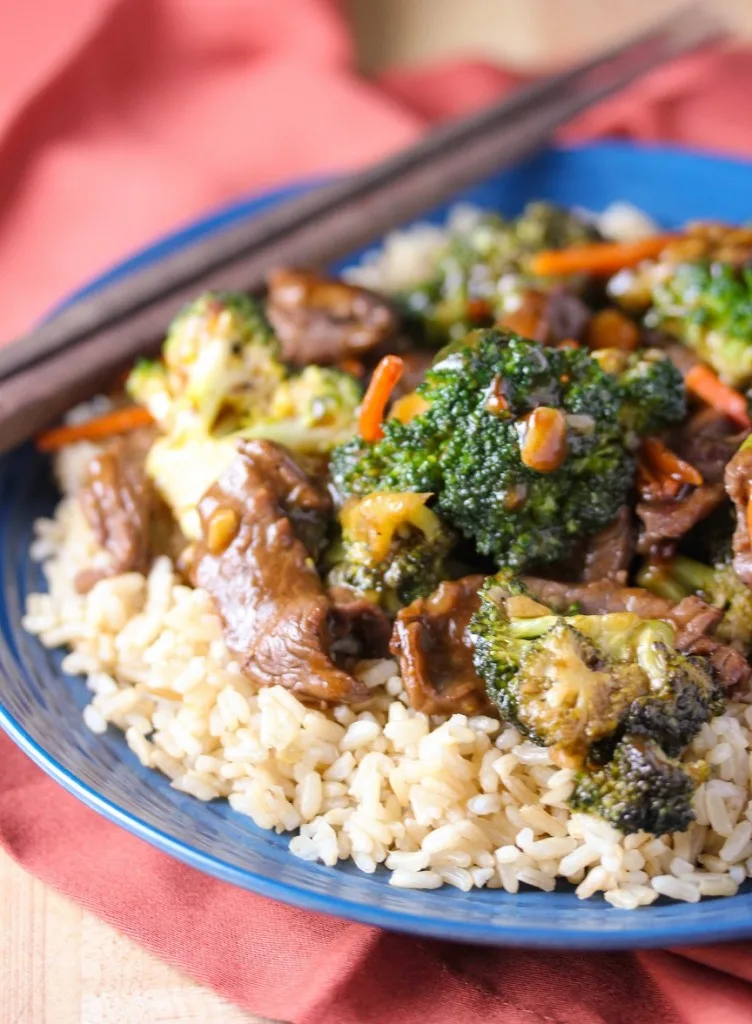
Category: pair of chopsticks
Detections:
[{"x1": 0, "y1": 4, "x2": 723, "y2": 454}]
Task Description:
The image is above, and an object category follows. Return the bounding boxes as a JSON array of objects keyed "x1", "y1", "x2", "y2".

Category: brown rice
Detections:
[{"x1": 20, "y1": 439, "x2": 752, "y2": 909}]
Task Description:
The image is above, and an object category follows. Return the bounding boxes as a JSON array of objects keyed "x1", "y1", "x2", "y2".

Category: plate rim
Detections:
[{"x1": 6, "y1": 141, "x2": 752, "y2": 949}]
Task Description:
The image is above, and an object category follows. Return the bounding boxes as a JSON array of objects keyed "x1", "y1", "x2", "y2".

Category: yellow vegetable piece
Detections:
[
  {"x1": 340, "y1": 491, "x2": 438, "y2": 563},
  {"x1": 389, "y1": 392, "x2": 431, "y2": 424}
]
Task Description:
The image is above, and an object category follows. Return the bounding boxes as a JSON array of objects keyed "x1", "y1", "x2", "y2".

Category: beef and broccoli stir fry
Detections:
[{"x1": 44, "y1": 201, "x2": 752, "y2": 838}]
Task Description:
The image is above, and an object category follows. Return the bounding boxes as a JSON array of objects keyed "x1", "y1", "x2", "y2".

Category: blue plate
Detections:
[{"x1": 3, "y1": 143, "x2": 752, "y2": 950}]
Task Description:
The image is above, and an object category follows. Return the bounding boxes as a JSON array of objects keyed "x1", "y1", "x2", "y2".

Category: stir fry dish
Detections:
[{"x1": 25, "y1": 202, "x2": 752, "y2": 908}]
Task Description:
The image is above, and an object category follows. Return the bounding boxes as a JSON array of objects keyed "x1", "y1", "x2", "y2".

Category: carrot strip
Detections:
[
  {"x1": 636, "y1": 458, "x2": 681, "y2": 502},
  {"x1": 36, "y1": 406, "x2": 153, "y2": 452},
  {"x1": 358, "y1": 355, "x2": 404, "y2": 442},
  {"x1": 641, "y1": 437, "x2": 703, "y2": 487},
  {"x1": 529, "y1": 234, "x2": 678, "y2": 278},
  {"x1": 685, "y1": 364, "x2": 752, "y2": 429}
]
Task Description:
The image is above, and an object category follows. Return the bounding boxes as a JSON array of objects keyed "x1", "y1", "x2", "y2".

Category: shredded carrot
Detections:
[
  {"x1": 636, "y1": 466, "x2": 680, "y2": 503},
  {"x1": 529, "y1": 234, "x2": 678, "y2": 278},
  {"x1": 636, "y1": 442, "x2": 689, "y2": 502},
  {"x1": 36, "y1": 406, "x2": 153, "y2": 452},
  {"x1": 641, "y1": 437, "x2": 703, "y2": 488},
  {"x1": 685, "y1": 364, "x2": 752, "y2": 429},
  {"x1": 556, "y1": 339, "x2": 581, "y2": 350},
  {"x1": 358, "y1": 355, "x2": 404, "y2": 442}
]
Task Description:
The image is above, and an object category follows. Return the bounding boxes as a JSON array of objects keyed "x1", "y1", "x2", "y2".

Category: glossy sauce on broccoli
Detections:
[
  {"x1": 327, "y1": 492, "x2": 455, "y2": 612},
  {"x1": 331, "y1": 329, "x2": 685, "y2": 573},
  {"x1": 469, "y1": 572, "x2": 724, "y2": 834},
  {"x1": 397, "y1": 203, "x2": 599, "y2": 344}
]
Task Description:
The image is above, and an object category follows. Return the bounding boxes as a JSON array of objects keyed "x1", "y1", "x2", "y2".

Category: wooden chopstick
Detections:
[
  {"x1": 0, "y1": 4, "x2": 720, "y2": 387},
  {"x1": 0, "y1": 5, "x2": 723, "y2": 453}
]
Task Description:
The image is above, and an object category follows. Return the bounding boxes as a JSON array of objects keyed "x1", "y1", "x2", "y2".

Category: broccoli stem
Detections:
[
  {"x1": 636, "y1": 563, "x2": 689, "y2": 604},
  {"x1": 506, "y1": 615, "x2": 560, "y2": 638},
  {"x1": 638, "y1": 555, "x2": 722, "y2": 605},
  {"x1": 669, "y1": 555, "x2": 717, "y2": 596}
]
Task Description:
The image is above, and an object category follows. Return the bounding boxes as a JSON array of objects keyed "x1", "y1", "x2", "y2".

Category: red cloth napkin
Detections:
[{"x1": 4, "y1": 3, "x2": 752, "y2": 1021}]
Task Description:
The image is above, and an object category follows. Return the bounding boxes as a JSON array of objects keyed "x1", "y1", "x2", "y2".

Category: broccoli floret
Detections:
[
  {"x1": 469, "y1": 573, "x2": 723, "y2": 834},
  {"x1": 326, "y1": 492, "x2": 454, "y2": 611},
  {"x1": 644, "y1": 261, "x2": 752, "y2": 388},
  {"x1": 126, "y1": 359, "x2": 171, "y2": 421},
  {"x1": 332, "y1": 330, "x2": 640, "y2": 571},
  {"x1": 639, "y1": 555, "x2": 752, "y2": 650},
  {"x1": 614, "y1": 348, "x2": 687, "y2": 436},
  {"x1": 570, "y1": 736, "x2": 706, "y2": 836},
  {"x1": 621, "y1": 640, "x2": 724, "y2": 756},
  {"x1": 330, "y1": 418, "x2": 444, "y2": 502},
  {"x1": 398, "y1": 203, "x2": 599, "y2": 344},
  {"x1": 240, "y1": 366, "x2": 361, "y2": 454},
  {"x1": 469, "y1": 574, "x2": 672, "y2": 763},
  {"x1": 470, "y1": 572, "x2": 723, "y2": 762},
  {"x1": 128, "y1": 291, "x2": 285, "y2": 434}
]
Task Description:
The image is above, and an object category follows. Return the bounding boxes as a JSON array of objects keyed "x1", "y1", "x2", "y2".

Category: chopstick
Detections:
[{"x1": 0, "y1": 4, "x2": 723, "y2": 453}]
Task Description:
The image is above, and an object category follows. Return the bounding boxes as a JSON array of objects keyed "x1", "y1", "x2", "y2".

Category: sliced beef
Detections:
[
  {"x1": 679, "y1": 635, "x2": 752, "y2": 690},
  {"x1": 668, "y1": 596, "x2": 751, "y2": 690},
  {"x1": 636, "y1": 484, "x2": 726, "y2": 555},
  {"x1": 521, "y1": 577, "x2": 673, "y2": 618},
  {"x1": 725, "y1": 442, "x2": 752, "y2": 586},
  {"x1": 266, "y1": 268, "x2": 398, "y2": 365},
  {"x1": 669, "y1": 408, "x2": 747, "y2": 486},
  {"x1": 522, "y1": 577, "x2": 751, "y2": 691},
  {"x1": 668, "y1": 594, "x2": 723, "y2": 638},
  {"x1": 390, "y1": 575, "x2": 491, "y2": 716},
  {"x1": 77, "y1": 429, "x2": 157, "y2": 591},
  {"x1": 326, "y1": 589, "x2": 392, "y2": 659},
  {"x1": 539, "y1": 288, "x2": 592, "y2": 345},
  {"x1": 500, "y1": 287, "x2": 591, "y2": 346},
  {"x1": 581, "y1": 506, "x2": 633, "y2": 582},
  {"x1": 192, "y1": 439, "x2": 374, "y2": 704}
]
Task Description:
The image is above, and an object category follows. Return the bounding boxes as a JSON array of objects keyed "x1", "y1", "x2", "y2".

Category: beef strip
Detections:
[
  {"x1": 266, "y1": 268, "x2": 398, "y2": 365},
  {"x1": 538, "y1": 288, "x2": 592, "y2": 345},
  {"x1": 77, "y1": 427, "x2": 188, "y2": 592},
  {"x1": 77, "y1": 429, "x2": 157, "y2": 591},
  {"x1": 326, "y1": 588, "x2": 392, "y2": 659},
  {"x1": 725, "y1": 442, "x2": 752, "y2": 586},
  {"x1": 636, "y1": 483, "x2": 727, "y2": 555},
  {"x1": 499, "y1": 287, "x2": 591, "y2": 346},
  {"x1": 668, "y1": 596, "x2": 751, "y2": 689},
  {"x1": 581, "y1": 506, "x2": 633, "y2": 582},
  {"x1": 192, "y1": 439, "x2": 378, "y2": 703},
  {"x1": 521, "y1": 577, "x2": 673, "y2": 618},
  {"x1": 522, "y1": 577, "x2": 751, "y2": 690},
  {"x1": 669, "y1": 408, "x2": 747, "y2": 486},
  {"x1": 390, "y1": 575, "x2": 491, "y2": 716}
]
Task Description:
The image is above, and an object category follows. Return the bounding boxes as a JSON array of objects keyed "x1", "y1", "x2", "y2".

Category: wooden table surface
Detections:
[{"x1": 0, "y1": 850, "x2": 277, "y2": 1023}]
